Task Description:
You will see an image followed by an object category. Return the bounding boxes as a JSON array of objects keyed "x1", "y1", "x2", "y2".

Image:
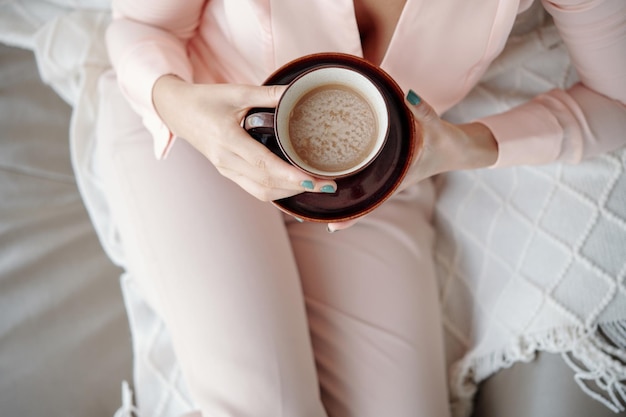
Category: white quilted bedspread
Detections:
[{"x1": 437, "y1": 21, "x2": 626, "y2": 417}]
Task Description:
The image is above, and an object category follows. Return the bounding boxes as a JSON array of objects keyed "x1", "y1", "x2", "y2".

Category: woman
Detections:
[{"x1": 98, "y1": 0, "x2": 626, "y2": 416}]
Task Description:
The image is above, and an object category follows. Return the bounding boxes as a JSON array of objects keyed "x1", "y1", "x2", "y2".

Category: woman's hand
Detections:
[
  {"x1": 152, "y1": 75, "x2": 337, "y2": 202},
  {"x1": 398, "y1": 90, "x2": 499, "y2": 188},
  {"x1": 327, "y1": 90, "x2": 499, "y2": 232}
]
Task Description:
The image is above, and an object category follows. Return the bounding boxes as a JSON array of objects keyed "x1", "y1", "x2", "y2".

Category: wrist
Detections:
[
  {"x1": 152, "y1": 74, "x2": 186, "y2": 134},
  {"x1": 447, "y1": 122, "x2": 499, "y2": 171},
  {"x1": 154, "y1": 74, "x2": 186, "y2": 103}
]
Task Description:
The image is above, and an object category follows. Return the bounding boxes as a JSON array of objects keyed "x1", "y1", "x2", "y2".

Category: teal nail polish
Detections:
[
  {"x1": 320, "y1": 185, "x2": 336, "y2": 193},
  {"x1": 407, "y1": 89, "x2": 422, "y2": 105},
  {"x1": 301, "y1": 180, "x2": 314, "y2": 190}
]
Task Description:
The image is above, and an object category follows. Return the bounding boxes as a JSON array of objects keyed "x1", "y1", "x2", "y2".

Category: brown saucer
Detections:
[{"x1": 247, "y1": 53, "x2": 419, "y2": 223}]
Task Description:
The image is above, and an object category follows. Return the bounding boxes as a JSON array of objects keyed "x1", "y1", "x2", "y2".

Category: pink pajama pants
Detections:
[{"x1": 95, "y1": 72, "x2": 450, "y2": 417}]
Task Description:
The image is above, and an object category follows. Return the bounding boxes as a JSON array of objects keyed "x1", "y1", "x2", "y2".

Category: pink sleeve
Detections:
[
  {"x1": 105, "y1": 0, "x2": 206, "y2": 159},
  {"x1": 478, "y1": 0, "x2": 626, "y2": 167}
]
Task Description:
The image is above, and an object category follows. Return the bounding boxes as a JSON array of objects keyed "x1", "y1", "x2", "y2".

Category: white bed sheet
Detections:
[{"x1": 0, "y1": 44, "x2": 132, "y2": 417}]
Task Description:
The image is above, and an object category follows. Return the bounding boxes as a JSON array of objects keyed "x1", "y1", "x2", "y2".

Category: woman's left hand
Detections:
[{"x1": 327, "y1": 90, "x2": 499, "y2": 232}]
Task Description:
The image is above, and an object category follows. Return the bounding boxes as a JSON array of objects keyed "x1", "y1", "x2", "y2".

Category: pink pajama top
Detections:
[{"x1": 106, "y1": 0, "x2": 626, "y2": 168}]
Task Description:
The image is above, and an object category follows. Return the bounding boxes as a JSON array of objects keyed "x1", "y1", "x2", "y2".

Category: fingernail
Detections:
[
  {"x1": 294, "y1": 216, "x2": 304, "y2": 223},
  {"x1": 407, "y1": 89, "x2": 422, "y2": 105},
  {"x1": 326, "y1": 225, "x2": 337, "y2": 233},
  {"x1": 320, "y1": 185, "x2": 336, "y2": 193},
  {"x1": 301, "y1": 180, "x2": 314, "y2": 190}
]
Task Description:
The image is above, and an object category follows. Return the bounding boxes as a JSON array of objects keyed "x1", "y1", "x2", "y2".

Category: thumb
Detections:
[
  {"x1": 241, "y1": 84, "x2": 288, "y2": 108},
  {"x1": 405, "y1": 89, "x2": 438, "y2": 123}
]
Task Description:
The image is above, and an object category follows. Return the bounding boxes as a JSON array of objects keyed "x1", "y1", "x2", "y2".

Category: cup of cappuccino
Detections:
[
  {"x1": 243, "y1": 52, "x2": 420, "y2": 223},
  {"x1": 245, "y1": 66, "x2": 389, "y2": 179}
]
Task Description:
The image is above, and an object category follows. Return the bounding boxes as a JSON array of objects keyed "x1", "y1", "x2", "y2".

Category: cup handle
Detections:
[
  {"x1": 244, "y1": 109, "x2": 275, "y2": 145},
  {"x1": 243, "y1": 109, "x2": 286, "y2": 160}
]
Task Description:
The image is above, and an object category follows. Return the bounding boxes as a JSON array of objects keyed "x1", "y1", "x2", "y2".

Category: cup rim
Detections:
[{"x1": 274, "y1": 65, "x2": 390, "y2": 179}]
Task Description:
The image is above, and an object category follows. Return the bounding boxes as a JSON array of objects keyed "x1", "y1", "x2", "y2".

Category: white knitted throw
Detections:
[{"x1": 437, "y1": 20, "x2": 626, "y2": 417}]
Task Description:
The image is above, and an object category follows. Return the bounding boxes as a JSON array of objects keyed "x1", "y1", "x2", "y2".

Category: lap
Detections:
[
  {"x1": 95, "y1": 72, "x2": 450, "y2": 417},
  {"x1": 287, "y1": 181, "x2": 450, "y2": 416}
]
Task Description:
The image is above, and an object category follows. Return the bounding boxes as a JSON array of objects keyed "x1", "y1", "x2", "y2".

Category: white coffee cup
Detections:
[{"x1": 245, "y1": 66, "x2": 389, "y2": 179}]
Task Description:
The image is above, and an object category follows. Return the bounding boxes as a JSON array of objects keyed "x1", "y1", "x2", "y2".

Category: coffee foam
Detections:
[{"x1": 288, "y1": 85, "x2": 377, "y2": 172}]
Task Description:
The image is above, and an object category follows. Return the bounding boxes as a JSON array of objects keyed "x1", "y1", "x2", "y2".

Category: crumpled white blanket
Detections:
[
  {"x1": 0, "y1": 0, "x2": 124, "y2": 266},
  {"x1": 2, "y1": 2, "x2": 624, "y2": 417}
]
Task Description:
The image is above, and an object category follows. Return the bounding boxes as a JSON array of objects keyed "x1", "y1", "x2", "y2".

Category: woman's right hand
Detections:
[{"x1": 152, "y1": 75, "x2": 337, "y2": 202}]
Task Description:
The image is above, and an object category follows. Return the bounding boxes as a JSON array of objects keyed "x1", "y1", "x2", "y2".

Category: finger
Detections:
[
  {"x1": 213, "y1": 147, "x2": 337, "y2": 201},
  {"x1": 405, "y1": 89, "x2": 439, "y2": 124},
  {"x1": 226, "y1": 172, "x2": 309, "y2": 202},
  {"x1": 327, "y1": 218, "x2": 361, "y2": 233},
  {"x1": 214, "y1": 152, "x2": 307, "y2": 200},
  {"x1": 218, "y1": 159, "x2": 336, "y2": 202},
  {"x1": 403, "y1": 89, "x2": 440, "y2": 173},
  {"x1": 225, "y1": 128, "x2": 337, "y2": 192}
]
